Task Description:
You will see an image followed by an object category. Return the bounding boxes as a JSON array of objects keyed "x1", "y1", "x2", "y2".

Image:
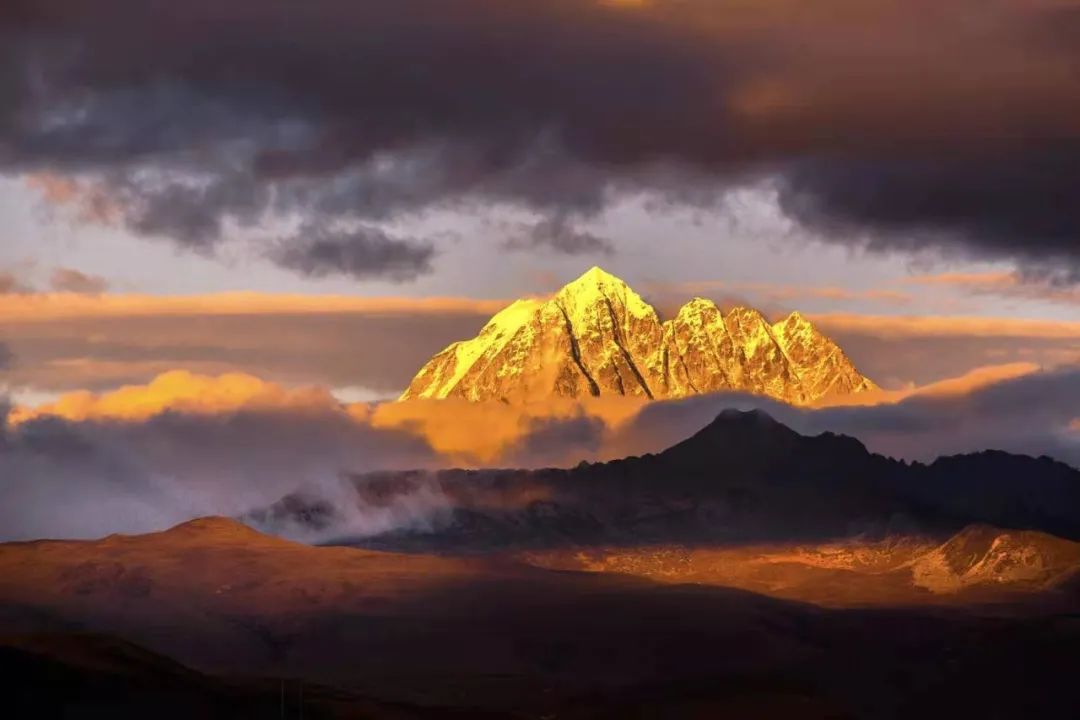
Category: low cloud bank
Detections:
[
  {"x1": 607, "y1": 366, "x2": 1080, "y2": 468},
  {"x1": 0, "y1": 394, "x2": 441, "y2": 541},
  {"x1": 1, "y1": 364, "x2": 1076, "y2": 542}
]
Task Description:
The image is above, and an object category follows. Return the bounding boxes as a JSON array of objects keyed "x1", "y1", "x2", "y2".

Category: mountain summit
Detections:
[{"x1": 400, "y1": 267, "x2": 877, "y2": 405}]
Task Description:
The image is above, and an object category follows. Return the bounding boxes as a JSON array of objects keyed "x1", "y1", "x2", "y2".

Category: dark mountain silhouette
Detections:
[
  {"x1": 255, "y1": 409, "x2": 1080, "y2": 550},
  {"x1": 905, "y1": 450, "x2": 1080, "y2": 538}
]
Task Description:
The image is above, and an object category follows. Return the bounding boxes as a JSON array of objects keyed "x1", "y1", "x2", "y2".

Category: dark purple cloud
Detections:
[
  {"x1": 272, "y1": 223, "x2": 436, "y2": 282},
  {"x1": 502, "y1": 217, "x2": 614, "y2": 256},
  {"x1": 1, "y1": 1, "x2": 1078, "y2": 278}
]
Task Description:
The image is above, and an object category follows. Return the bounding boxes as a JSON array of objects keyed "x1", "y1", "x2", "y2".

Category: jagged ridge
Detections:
[{"x1": 401, "y1": 266, "x2": 877, "y2": 405}]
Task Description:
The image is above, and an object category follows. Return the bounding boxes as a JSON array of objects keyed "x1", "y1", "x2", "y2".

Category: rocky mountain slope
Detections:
[
  {"x1": 400, "y1": 266, "x2": 876, "y2": 405},
  {"x1": 521, "y1": 524, "x2": 1080, "y2": 606}
]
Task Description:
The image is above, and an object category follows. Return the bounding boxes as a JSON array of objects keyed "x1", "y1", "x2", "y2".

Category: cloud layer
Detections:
[
  {"x1": 2, "y1": 364, "x2": 1076, "y2": 542},
  {"x1": 4, "y1": 1, "x2": 1078, "y2": 278}
]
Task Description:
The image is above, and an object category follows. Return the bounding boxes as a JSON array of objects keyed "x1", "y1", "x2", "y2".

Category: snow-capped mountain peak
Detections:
[{"x1": 400, "y1": 268, "x2": 877, "y2": 404}]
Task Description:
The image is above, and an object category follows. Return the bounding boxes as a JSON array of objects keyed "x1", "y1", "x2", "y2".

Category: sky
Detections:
[{"x1": 0, "y1": 0, "x2": 1078, "y2": 538}]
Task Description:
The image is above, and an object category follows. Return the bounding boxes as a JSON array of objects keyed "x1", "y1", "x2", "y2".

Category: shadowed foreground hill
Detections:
[
  {"x1": 1, "y1": 633, "x2": 489, "y2": 720},
  {"x1": 2, "y1": 517, "x2": 1080, "y2": 718}
]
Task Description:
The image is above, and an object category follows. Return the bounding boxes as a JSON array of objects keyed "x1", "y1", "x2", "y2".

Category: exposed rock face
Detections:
[{"x1": 401, "y1": 267, "x2": 876, "y2": 405}]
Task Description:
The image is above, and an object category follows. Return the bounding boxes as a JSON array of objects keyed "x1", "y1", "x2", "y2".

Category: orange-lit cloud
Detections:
[
  {"x1": 7, "y1": 369, "x2": 645, "y2": 465},
  {"x1": 49, "y1": 268, "x2": 110, "y2": 295},
  {"x1": 902, "y1": 362, "x2": 1043, "y2": 398},
  {"x1": 11, "y1": 357, "x2": 243, "y2": 392},
  {"x1": 0, "y1": 271, "x2": 34, "y2": 295},
  {"x1": 11, "y1": 362, "x2": 1067, "y2": 467},
  {"x1": 911, "y1": 269, "x2": 1080, "y2": 304},
  {"x1": 809, "y1": 313, "x2": 1080, "y2": 340},
  {"x1": 24, "y1": 172, "x2": 121, "y2": 225},
  {"x1": 366, "y1": 396, "x2": 646, "y2": 464},
  {"x1": 24, "y1": 173, "x2": 80, "y2": 205},
  {"x1": 0, "y1": 291, "x2": 510, "y2": 323},
  {"x1": 8, "y1": 370, "x2": 340, "y2": 425},
  {"x1": 644, "y1": 279, "x2": 913, "y2": 309},
  {"x1": 905, "y1": 272, "x2": 1080, "y2": 306},
  {"x1": 812, "y1": 362, "x2": 1042, "y2": 407},
  {"x1": 909, "y1": 271, "x2": 1018, "y2": 288},
  {"x1": 747, "y1": 284, "x2": 911, "y2": 306}
]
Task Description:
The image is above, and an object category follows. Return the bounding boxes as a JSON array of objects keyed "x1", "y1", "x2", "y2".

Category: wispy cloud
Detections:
[
  {"x1": 643, "y1": 279, "x2": 914, "y2": 312},
  {"x1": 0, "y1": 292, "x2": 509, "y2": 322},
  {"x1": 906, "y1": 271, "x2": 1080, "y2": 306},
  {"x1": 49, "y1": 268, "x2": 110, "y2": 295},
  {"x1": 502, "y1": 217, "x2": 615, "y2": 256},
  {"x1": 809, "y1": 313, "x2": 1080, "y2": 340},
  {"x1": 24, "y1": 173, "x2": 122, "y2": 225},
  {"x1": 0, "y1": 271, "x2": 34, "y2": 295}
]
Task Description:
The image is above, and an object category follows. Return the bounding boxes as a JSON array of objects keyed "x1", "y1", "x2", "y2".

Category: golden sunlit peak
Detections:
[
  {"x1": 569, "y1": 265, "x2": 625, "y2": 285},
  {"x1": 401, "y1": 268, "x2": 877, "y2": 405}
]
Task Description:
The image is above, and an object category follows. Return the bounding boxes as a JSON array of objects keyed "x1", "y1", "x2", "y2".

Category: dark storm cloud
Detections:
[
  {"x1": 503, "y1": 217, "x2": 614, "y2": 256},
  {"x1": 2, "y1": 1, "x2": 1079, "y2": 277},
  {"x1": 778, "y1": 149, "x2": 1080, "y2": 283},
  {"x1": 272, "y1": 223, "x2": 436, "y2": 282},
  {"x1": 111, "y1": 169, "x2": 271, "y2": 251}
]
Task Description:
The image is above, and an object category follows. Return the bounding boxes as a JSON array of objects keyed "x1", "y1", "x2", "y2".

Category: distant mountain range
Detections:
[
  {"x1": 401, "y1": 266, "x2": 876, "y2": 405},
  {"x1": 253, "y1": 409, "x2": 1080, "y2": 550}
]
